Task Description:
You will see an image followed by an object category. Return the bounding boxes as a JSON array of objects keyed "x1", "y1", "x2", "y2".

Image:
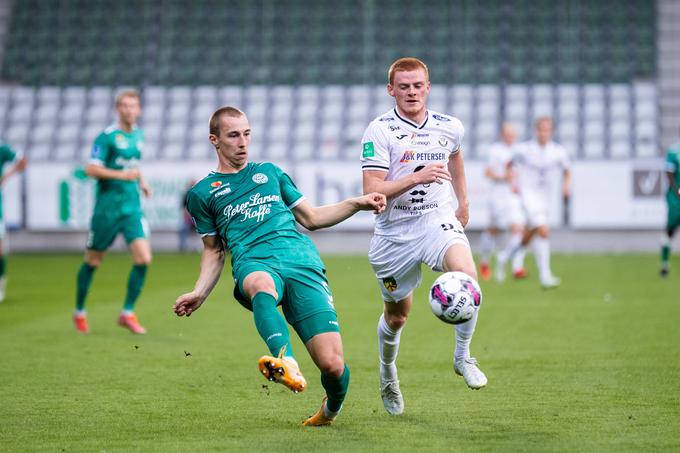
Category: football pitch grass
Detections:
[{"x1": 1, "y1": 253, "x2": 679, "y2": 452}]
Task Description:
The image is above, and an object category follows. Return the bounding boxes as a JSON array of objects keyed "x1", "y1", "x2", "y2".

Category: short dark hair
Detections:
[{"x1": 209, "y1": 106, "x2": 245, "y2": 136}]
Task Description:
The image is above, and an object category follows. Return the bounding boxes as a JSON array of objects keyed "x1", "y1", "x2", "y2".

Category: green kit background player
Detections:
[
  {"x1": 173, "y1": 107, "x2": 386, "y2": 426},
  {"x1": 661, "y1": 141, "x2": 680, "y2": 277},
  {"x1": 0, "y1": 141, "x2": 27, "y2": 302},
  {"x1": 73, "y1": 89, "x2": 152, "y2": 334}
]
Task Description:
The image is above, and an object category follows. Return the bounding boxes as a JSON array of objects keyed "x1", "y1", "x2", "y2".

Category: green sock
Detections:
[
  {"x1": 0, "y1": 256, "x2": 5, "y2": 278},
  {"x1": 321, "y1": 364, "x2": 350, "y2": 413},
  {"x1": 123, "y1": 264, "x2": 147, "y2": 311},
  {"x1": 252, "y1": 292, "x2": 294, "y2": 358},
  {"x1": 661, "y1": 244, "x2": 670, "y2": 267},
  {"x1": 76, "y1": 263, "x2": 96, "y2": 311}
]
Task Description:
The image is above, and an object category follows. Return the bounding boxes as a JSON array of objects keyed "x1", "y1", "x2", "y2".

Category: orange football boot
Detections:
[
  {"x1": 513, "y1": 268, "x2": 528, "y2": 279},
  {"x1": 480, "y1": 263, "x2": 491, "y2": 281},
  {"x1": 302, "y1": 397, "x2": 335, "y2": 427},
  {"x1": 258, "y1": 347, "x2": 306, "y2": 393},
  {"x1": 73, "y1": 312, "x2": 90, "y2": 334},
  {"x1": 118, "y1": 313, "x2": 147, "y2": 334}
]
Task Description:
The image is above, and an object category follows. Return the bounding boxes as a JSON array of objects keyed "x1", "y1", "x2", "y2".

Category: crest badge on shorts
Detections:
[{"x1": 382, "y1": 277, "x2": 398, "y2": 292}]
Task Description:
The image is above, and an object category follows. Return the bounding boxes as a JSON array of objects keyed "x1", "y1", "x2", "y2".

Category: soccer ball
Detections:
[{"x1": 429, "y1": 272, "x2": 482, "y2": 324}]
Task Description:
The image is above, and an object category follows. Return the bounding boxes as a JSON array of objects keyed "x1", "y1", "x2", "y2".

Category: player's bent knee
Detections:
[
  {"x1": 385, "y1": 312, "x2": 408, "y2": 330},
  {"x1": 318, "y1": 355, "x2": 345, "y2": 377}
]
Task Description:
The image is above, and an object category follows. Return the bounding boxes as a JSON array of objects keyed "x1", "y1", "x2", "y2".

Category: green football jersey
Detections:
[
  {"x1": 185, "y1": 162, "x2": 324, "y2": 271},
  {"x1": 0, "y1": 142, "x2": 18, "y2": 219},
  {"x1": 89, "y1": 125, "x2": 144, "y2": 215},
  {"x1": 666, "y1": 144, "x2": 680, "y2": 200}
]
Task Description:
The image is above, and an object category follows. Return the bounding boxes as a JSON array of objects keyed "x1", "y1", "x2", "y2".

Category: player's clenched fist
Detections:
[
  {"x1": 358, "y1": 192, "x2": 387, "y2": 214},
  {"x1": 414, "y1": 163, "x2": 451, "y2": 185}
]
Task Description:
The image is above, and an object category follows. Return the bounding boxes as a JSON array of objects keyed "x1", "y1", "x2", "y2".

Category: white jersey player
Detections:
[
  {"x1": 478, "y1": 123, "x2": 526, "y2": 282},
  {"x1": 509, "y1": 117, "x2": 571, "y2": 288},
  {"x1": 361, "y1": 57, "x2": 487, "y2": 417}
]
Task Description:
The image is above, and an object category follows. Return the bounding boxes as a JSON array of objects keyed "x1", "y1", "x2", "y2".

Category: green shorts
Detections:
[
  {"x1": 87, "y1": 210, "x2": 149, "y2": 251},
  {"x1": 233, "y1": 261, "x2": 339, "y2": 343},
  {"x1": 667, "y1": 197, "x2": 680, "y2": 231}
]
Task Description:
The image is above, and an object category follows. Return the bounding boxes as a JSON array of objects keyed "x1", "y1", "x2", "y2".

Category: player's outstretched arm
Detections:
[
  {"x1": 292, "y1": 193, "x2": 386, "y2": 231},
  {"x1": 562, "y1": 168, "x2": 572, "y2": 198},
  {"x1": 85, "y1": 163, "x2": 140, "y2": 181},
  {"x1": 448, "y1": 150, "x2": 470, "y2": 227},
  {"x1": 363, "y1": 164, "x2": 451, "y2": 200},
  {"x1": 173, "y1": 235, "x2": 225, "y2": 317},
  {"x1": 0, "y1": 156, "x2": 27, "y2": 185}
]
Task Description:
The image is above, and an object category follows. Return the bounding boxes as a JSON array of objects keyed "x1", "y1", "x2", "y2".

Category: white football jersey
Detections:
[
  {"x1": 512, "y1": 140, "x2": 570, "y2": 195},
  {"x1": 361, "y1": 108, "x2": 464, "y2": 236},
  {"x1": 485, "y1": 141, "x2": 515, "y2": 199}
]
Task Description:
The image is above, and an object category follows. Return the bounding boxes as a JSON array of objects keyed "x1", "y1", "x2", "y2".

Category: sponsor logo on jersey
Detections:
[
  {"x1": 114, "y1": 134, "x2": 129, "y2": 149},
  {"x1": 252, "y1": 173, "x2": 268, "y2": 184},
  {"x1": 379, "y1": 116, "x2": 395, "y2": 122},
  {"x1": 114, "y1": 156, "x2": 139, "y2": 169},
  {"x1": 382, "y1": 277, "x2": 398, "y2": 292},
  {"x1": 438, "y1": 136, "x2": 449, "y2": 147},
  {"x1": 210, "y1": 181, "x2": 223, "y2": 187},
  {"x1": 400, "y1": 150, "x2": 416, "y2": 163},
  {"x1": 213, "y1": 186, "x2": 232, "y2": 197},
  {"x1": 411, "y1": 132, "x2": 430, "y2": 146},
  {"x1": 396, "y1": 134, "x2": 408, "y2": 140},
  {"x1": 362, "y1": 142, "x2": 375, "y2": 158},
  {"x1": 399, "y1": 150, "x2": 448, "y2": 163},
  {"x1": 432, "y1": 114, "x2": 450, "y2": 122},
  {"x1": 92, "y1": 145, "x2": 102, "y2": 158},
  {"x1": 223, "y1": 192, "x2": 280, "y2": 222}
]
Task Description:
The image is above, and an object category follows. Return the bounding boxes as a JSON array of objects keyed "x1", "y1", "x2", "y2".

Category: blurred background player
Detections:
[
  {"x1": 660, "y1": 138, "x2": 680, "y2": 277},
  {"x1": 0, "y1": 140, "x2": 27, "y2": 302},
  {"x1": 508, "y1": 117, "x2": 571, "y2": 289},
  {"x1": 179, "y1": 178, "x2": 197, "y2": 252},
  {"x1": 174, "y1": 107, "x2": 386, "y2": 426},
  {"x1": 361, "y1": 57, "x2": 487, "y2": 417},
  {"x1": 477, "y1": 122, "x2": 526, "y2": 282},
  {"x1": 73, "y1": 89, "x2": 152, "y2": 334}
]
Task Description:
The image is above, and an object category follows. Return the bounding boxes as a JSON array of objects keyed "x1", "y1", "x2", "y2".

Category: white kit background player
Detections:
[
  {"x1": 509, "y1": 117, "x2": 571, "y2": 289},
  {"x1": 478, "y1": 122, "x2": 527, "y2": 282},
  {"x1": 361, "y1": 57, "x2": 487, "y2": 416}
]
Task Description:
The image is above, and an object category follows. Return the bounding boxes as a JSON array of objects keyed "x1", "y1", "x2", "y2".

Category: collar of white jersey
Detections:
[{"x1": 393, "y1": 108, "x2": 429, "y2": 130}]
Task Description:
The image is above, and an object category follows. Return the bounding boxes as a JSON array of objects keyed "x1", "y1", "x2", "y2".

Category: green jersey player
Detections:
[
  {"x1": 661, "y1": 141, "x2": 680, "y2": 277},
  {"x1": 173, "y1": 107, "x2": 385, "y2": 426},
  {"x1": 73, "y1": 90, "x2": 152, "y2": 334},
  {"x1": 0, "y1": 141, "x2": 27, "y2": 302}
]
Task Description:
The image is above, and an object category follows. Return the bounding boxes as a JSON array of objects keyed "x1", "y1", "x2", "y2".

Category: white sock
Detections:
[
  {"x1": 479, "y1": 231, "x2": 495, "y2": 265},
  {"x1": 512, "y1": 245, "x2": 527, "y2": 272},
  {"x1": 534, "y1": 237, "x2": 552, "y2": 280},
  {"x1": 378, "y1": 313, "x2": 402, "y2": 382},
  {"x1": 323, "y1": 401, "x2": 341, "y2": 419},
  {"x1": 498, "y1": 232, "x2": 523, "y2": 266},
  {"x1": 454, "y1": 309, "x2": 478, "y2": 361}
]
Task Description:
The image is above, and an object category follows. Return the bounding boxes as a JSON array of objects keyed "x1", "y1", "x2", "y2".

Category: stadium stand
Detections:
[{"x1": 0, "y1": 0, "x2": 659, "y2": 162}]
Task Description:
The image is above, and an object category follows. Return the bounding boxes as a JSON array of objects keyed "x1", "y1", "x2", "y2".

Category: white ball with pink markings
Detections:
[{"x1": 429, "y1": 271, "x2": 482, "y2": 325}]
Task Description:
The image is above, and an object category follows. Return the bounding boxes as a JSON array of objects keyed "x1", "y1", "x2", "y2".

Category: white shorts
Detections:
[
  {"x1": 368, "y1": 213, "x2": 470, "y2": 303},
  {"x1": 489, "y1": 194, "x2": 525, "y2": 228},
  {"x1": 521, "y1": 191, "x2": 549, "y2": 228}
]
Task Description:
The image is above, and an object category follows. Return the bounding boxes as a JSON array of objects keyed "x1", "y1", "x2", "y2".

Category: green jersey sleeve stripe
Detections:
[{"x1": 288, "y1": 196, "x2": 305, "y2": 209}]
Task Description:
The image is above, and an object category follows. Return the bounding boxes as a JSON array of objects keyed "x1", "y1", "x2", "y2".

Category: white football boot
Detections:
[
  {"x1": 540, "y1": 275, "x2": 561, "y2": 289},
  {"x1": 454, "y1": 357, "x2": 488, "y2": 390},
  {"x1": 380, "y1": 379, "x2": 404, "y2": 415}
]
